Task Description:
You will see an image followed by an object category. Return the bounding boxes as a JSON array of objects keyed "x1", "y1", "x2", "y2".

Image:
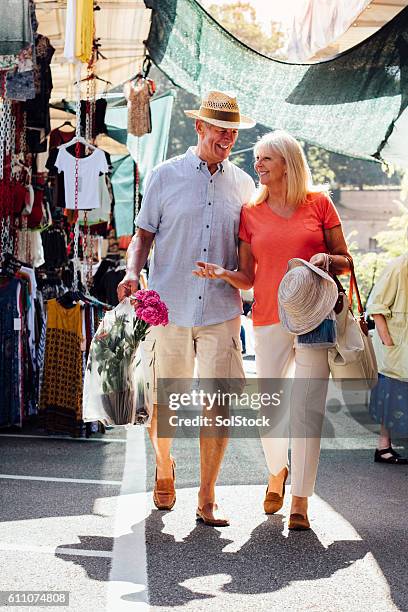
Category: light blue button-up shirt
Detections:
[{"x1": 136, "y1": 147, "x2": 255, "y2": 327}]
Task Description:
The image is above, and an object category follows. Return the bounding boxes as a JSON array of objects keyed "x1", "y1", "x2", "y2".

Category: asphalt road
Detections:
[{"x1": 0, "y1": 321, "x2": 407, "y2": 612}]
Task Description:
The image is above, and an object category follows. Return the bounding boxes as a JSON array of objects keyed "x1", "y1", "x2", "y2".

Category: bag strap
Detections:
[
  {"x1": 344, "y1": 255, "x2": 369, "y2": 335},
  {"x1": 344, "y1": 255, "x2": 363, "y2": 316}
]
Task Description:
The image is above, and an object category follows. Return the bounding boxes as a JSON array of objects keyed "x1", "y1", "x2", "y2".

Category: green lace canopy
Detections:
[{"x1": 145, "y1": 0, "x2": 408, "y2": 166}]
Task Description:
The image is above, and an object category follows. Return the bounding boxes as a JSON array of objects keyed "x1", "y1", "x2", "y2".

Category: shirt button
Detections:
[
  {"x1": 210, "y1": 179, "x2": 213, "y2": 183},
  {"x1": 208, "y1": 202, "x2": 211, "y2": 206},
  {"x1": 206, "y1": 225, "x2": 209, "y2": 228},
  {"x1": 198, "y1": 296, "x2": 202, "y2": 300},
  {"x1": 203, "y1": 248, "x2": 207, "y2": 252}
]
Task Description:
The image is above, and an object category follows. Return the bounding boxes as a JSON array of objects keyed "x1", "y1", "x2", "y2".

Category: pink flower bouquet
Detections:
[
  {"x1": 130, "y1": 289, "x2": 169, "y2": 340},
  {"x1": 85, "y1": 291, "x2": 168, "y2": 426}
]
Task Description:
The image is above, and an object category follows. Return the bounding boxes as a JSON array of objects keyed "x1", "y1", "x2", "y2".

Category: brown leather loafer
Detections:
[
  {"x1": 288, "y1": 513, "x2": 310, "y2": 530},
  {"x1": 264, "y1": 466, "x2": 289, "y2": 514},
  {"x1": 153, "y1": 458, "x2": 176, "y2": 510},
  {"x1": 196, "y1": 503, "x2": 230, "y2": 527}
]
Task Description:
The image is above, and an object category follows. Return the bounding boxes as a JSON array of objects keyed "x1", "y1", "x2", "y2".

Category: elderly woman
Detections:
[
  {"x1": 194, "y1": 130, "x2": 351, "y2": 530},
  {"x1": 367, "y1": 253, "x2": 408, "y2": 464}
]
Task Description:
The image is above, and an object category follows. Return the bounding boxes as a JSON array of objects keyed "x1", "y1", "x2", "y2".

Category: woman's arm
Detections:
[
  {"x1": 193, "y1": 240, "x2": 255, "y2": 290},
  {"x1": 310, "y1": 225, "x2": 352, "y2": 275},
  {"x1": 372, "y1": 313, "x2": 394, "y2": 346}
]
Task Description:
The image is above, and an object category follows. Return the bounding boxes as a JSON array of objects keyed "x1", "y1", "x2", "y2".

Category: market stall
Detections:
[{"x1": 0, "y1": 0, "x2": 172, "y2": 436}]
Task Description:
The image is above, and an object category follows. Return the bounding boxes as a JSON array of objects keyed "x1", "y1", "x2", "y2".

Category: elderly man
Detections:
[{"x1": 117, "y1": 91, "x2": 255, "y2": 526}]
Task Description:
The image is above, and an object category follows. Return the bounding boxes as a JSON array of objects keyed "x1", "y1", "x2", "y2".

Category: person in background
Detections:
[
  {"x1": 366, "y1": 252, "x2": 408, "y2": 464},
  {"x1": 240, "y1": 288, "x2": 253, "y2": 354},
  {"x1": 118, "y1": 91, "x2": 255, "y2": 526},
  {"x1": 195, "y1": 129, "x2": 351, "y2": 530}
]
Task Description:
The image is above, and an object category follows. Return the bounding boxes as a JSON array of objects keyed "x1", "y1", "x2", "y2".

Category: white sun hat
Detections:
[
  {"x1": 278, "y1": 258, "x2": 338, "y2": 335},
  {"x1": 184, "y1": 90, "x2": 255, "y2": 129}
]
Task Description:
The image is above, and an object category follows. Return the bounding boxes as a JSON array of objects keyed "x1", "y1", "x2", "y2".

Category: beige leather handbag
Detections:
[{"x1": 328, "y1": 259, "x2": 378, "y2": 389}]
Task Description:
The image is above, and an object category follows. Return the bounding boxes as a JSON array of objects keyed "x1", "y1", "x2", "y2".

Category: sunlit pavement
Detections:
[{"x1": 0, "y1": 318, "x2": 407, "y2": 611}]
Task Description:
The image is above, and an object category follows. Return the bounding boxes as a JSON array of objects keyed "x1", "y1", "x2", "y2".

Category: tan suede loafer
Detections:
[
  {"x1": 288, "y1": 513, "x2": 310, "y2": 530},
  {"x1": 153, "y1": 458, "x2": 176, "y2": 510},
  {"x1": 196, "y1": 503, "x2": 230, "y2": 527},
  {"x1": 264, "y1": 466, "x2": 289, "y2": 514}
]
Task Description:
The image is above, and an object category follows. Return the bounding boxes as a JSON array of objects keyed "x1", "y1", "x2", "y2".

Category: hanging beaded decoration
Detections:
[
  {"x1": 82, "y1": 59, "x2": 97, "y2": 291},
  {"x1": 82, "y1": 69, "x2": 91, "y2": 292},
  {"x1": 133, "y1": 138, "x2": 140, "y2": 232},
  {"x1": 0, "y1": 73, "x2": 14, "y2": 259},
  {"x1": 71, "y1": 63, "x2": 82, "y2": 292}
]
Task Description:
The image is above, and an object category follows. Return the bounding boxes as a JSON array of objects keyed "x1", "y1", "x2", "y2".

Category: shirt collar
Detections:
[{"x1": 186, "y1": 146, "x2": 228, "y2": 174}]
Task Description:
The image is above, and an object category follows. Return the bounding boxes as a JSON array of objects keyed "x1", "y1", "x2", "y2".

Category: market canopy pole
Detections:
[{"x1": 144, "y1": 0, "x2": 408, "y2": 168}]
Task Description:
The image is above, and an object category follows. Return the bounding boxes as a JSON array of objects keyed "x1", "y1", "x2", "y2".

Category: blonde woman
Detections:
[{"x1": 194, "y1": 130, "x2": 351, "y2": 530}]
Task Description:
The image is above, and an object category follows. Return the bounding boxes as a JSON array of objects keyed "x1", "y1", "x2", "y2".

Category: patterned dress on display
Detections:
[{"x1": 39, "y1": 299, "x2": 83, "y2": 436}]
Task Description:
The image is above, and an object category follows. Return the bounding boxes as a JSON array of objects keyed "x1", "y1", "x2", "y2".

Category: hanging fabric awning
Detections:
[
  {"x1": 145, "y1": 0, "x2": 408, "y2": 167},
  {"x1": 35, "y1": 0, "x2": 151, "y2": 101},
  {"x1": 109, "y1": 90, "x2": 175, "y2": 237},
  {"x1": 284, "y1": 0, "x2": 372, "y2": 62}
]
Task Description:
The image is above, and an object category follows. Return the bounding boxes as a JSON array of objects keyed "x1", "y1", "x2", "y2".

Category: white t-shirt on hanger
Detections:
[{"x1": 55, "y1": 147, "x2": 109, "y2": 210}]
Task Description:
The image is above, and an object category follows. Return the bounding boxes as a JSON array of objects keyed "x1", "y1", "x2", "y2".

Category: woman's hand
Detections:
[
  {"x1": 193, "y1": 261, "x2": 227, "y2": 280},
  {"x1": 372, "y1": 314, "x2": 394, "y2": 346},
  {"x1": 309, "y1": 252, "x2": 329, "y2": 270}
]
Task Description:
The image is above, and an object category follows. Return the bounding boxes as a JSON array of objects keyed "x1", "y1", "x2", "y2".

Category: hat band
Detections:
[{"x1": 199, "y1": 107, "x2": 241, "y2": 123}]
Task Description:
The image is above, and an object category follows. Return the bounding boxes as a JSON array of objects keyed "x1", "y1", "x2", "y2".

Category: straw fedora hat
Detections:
[
  {"x1": 184, "y1": 90, "x2": 255, "y2": 129},
  {"x1": 278, "y1": 258, "x2": 338, "y2": 335}
]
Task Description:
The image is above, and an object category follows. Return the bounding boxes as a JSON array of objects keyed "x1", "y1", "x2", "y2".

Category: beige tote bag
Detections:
[{"x1": 328, "y1": 259, "x2": 378, "y2": 389}]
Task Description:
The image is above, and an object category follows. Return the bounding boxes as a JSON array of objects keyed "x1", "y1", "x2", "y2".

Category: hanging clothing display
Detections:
[
  {"x1": 75, "y1": 0, "x2": 94, "y2": 64},
  {"x1": 39, "y1": 299, "x2": 83, "y2": 436},
  {"x1": 41, "y1": 226, "x2": 68, "y2": 269},
  {"x1": 91, "y1": 257, "x2": 126, "y2": 306},
  {"x1": 5, "y1": 0, "x2": 38, "y2": 102},
  {"x1": 0, "y1": 278, "x2": 22, "y2": 427},
  {"x1": 23, "y1": 33, "x2": 55, "y2": 152},
  {"x1": 63, "y1": 0, "x2": 77, "y2": 64},
  {"x1": 0, "y1": 0, "x2": 31, "y2": 57},
  {"x1": 0, "y1": 0, "x2": 114, "y2": 438},
  {"x1": 79, "y1": 175, "x2": 113, "y2": 225},
  {"x1": 0, "y1": 263, "x2": 43, "y2": 428},
  {"x1": 80, "y1": 99, "x2": 108, "y2": 138},
  {"x1": 46, "y1": 127, "x2": 77, "y2": 210},
  {"x1": 110, "y1": 90, "x2": 175, "y2": 237},
  {"x1": 55, "y1": 147, "x2": 109, "y2": 210},
  {"x1": 124, "y1": 77, "x2": 155, "y2": 137}
]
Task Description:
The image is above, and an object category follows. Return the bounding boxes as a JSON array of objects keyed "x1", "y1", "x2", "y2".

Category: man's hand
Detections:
[
  {"x1": 193, "y1": 261, "x2": 226, "y2": 280},
  {"x1": 117, "y1": 275, "x2": 139, "y2": 302}
]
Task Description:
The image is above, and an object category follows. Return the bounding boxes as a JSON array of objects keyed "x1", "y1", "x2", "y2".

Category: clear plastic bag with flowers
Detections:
[{"x1": 83, "y1": 291, "x2": 168, "y2": 427}]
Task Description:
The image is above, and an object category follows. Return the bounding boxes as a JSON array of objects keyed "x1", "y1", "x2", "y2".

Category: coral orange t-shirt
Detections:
[{"x1": 238, "y1": 192, "x2": 341, "y2": 326}]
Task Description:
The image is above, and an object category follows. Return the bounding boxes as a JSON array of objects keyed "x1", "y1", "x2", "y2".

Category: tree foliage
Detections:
[
  {"x1": 206, "y1": 2, "x2": 285, "y2": 57},
  {"x1": 346, "y1": 200, "x2": 408, "y2": 306}
]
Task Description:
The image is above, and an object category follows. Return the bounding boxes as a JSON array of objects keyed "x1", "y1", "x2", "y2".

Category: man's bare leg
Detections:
[
  {"x1": 147, "y1": 404, "x2": 174, "y2": 479},
  {"x1": 198, "y1": 405, "x2": 229, "y2": 513}
]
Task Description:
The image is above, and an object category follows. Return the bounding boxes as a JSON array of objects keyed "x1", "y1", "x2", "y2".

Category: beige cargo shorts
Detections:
[{"x1": 140, "y1": 316, "x2": 245, "y2": 405}]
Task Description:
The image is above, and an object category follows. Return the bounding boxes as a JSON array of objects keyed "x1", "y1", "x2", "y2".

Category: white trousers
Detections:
[{"x1": 254, "y1": 323, "x2": 330, "y2": 497}]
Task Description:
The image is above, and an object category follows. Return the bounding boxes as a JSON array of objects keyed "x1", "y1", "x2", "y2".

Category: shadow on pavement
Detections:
[
  {"x1": 144, "y1": 510, "x2": 368, "y2": 607},
  {"x1": 317, "y1": 448, "x2": 408, "y2": 612},
  {"x1": 55, "y1": 535, "x2": 113, "y2": 581}
]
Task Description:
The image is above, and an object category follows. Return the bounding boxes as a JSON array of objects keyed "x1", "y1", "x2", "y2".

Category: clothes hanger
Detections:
[
  {"x1": 125, "y1": 55, "x2": 152, "y2": 84},
  {"x1": 74, "y1": 74, "x2": 112, "y2": 87},
  {"x1": 57, "y1": 134, "x2": 97, "y2": 151},
  {"x1": 56, "y1": 120, "x2": 75, "y2": 130}
]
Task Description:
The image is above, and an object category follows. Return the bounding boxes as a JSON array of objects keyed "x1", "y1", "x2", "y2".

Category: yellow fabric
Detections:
[
  {"x1": 45, "y1": 299, "x2": 83, "y2": 337},
  {"x1": 367, "y1": 254, "x2": 408, "y2": 380},
  {"x1": 75, "y1": 0, "x2": 94, "y2": 64},
  {"x1": 40, "y1": 300, "x2": 84, "y2": 423}
]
